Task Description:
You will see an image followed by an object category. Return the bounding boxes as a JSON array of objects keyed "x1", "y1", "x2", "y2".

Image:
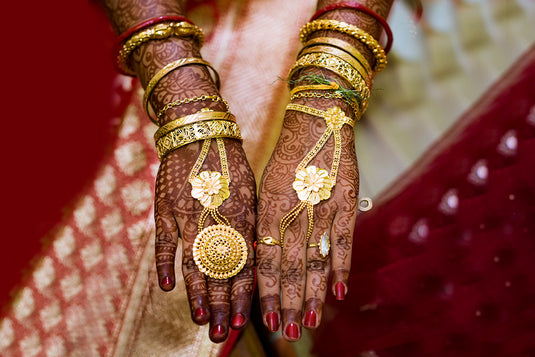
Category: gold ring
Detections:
[
  {"x1": 308, "y1": 232, "x2": 330, "y2": 258},
  {"x1": 257, "y1": 236, "x2": 282, "y2": 247}
]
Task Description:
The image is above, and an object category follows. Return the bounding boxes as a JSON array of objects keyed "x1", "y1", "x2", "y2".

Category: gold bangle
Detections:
[
  {"x1": 299, "y1": 19, "x2": 386, "y2": 73},
  {"x1": 154, "y1": 110, "x2": 236, "y2": 141},
  {"x1": 288, "y1": 52, "x2": 370, "y2": 113},
  {"x1": 289, "y1": 81, "x2": 340, "y2": 97},
  {"x1": 118, "y1": 21, "x2": 205, "y2": 76},
  {"x1": 157, "y1": 94, "x2": 229, "y2": 121},
  {"x1": 286, "y1": 103, "x2": 354, "y2": 128},
  {"x1": 155, "y1": 120, "x2": 242, "y2": 160},
  {"x1": 302, "y1": 37, "x2": 373, "y2": 76},
  {"x1": 299, "y1": 45, "x2": 372, "y2": 87},
  {"x1": 143, "y1": 58, "x2": 221, "y2": 125},
  {"x1": 290, "y1": 91, "x2": 361, "y2": 120}
]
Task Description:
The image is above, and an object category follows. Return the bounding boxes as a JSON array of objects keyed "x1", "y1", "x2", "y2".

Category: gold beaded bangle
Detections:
[
  {"x1": 157, "y1": 94, "x2": 229, "y2": 121},
  {"x1": 118, "y1": 22, "x2": 205, "y2": 76},
  {"x1": 143, "y1": 58, "x2": 221, "y2": 125},
  {"x1": 155, "y1": 120, "x2": 242, "y2": 160},
  {"x1": 288, "y1": 52, "x2": 370, "y2": 113},
  {"x1": 290, "y1": 91, "x2": 361, "y2": 120},
  {"x1": 299, "y1": 45, "x2": 372, "y2": 87},
  {"x1": 154, "y1": 110, "x2": 236, "y2": 141},
  {"x1": 301, "y1": 37, "x2": 373, "y2": 77},
  {"x1": 299, "y1": 19, "x2": 386, "y2": 73}
]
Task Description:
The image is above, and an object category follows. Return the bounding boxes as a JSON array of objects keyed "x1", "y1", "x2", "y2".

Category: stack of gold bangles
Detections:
[
  {"x1": 258, "y1": 18, "x2": 387, "y2": 257},
  {"x1": 117, "y1": 19, "x2": 247, "y2": 280}
]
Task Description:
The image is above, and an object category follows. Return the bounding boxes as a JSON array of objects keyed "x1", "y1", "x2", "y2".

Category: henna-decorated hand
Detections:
[
  {"x1": 256, "y1": 97, "x2": 359, "y2": 341},
  {"x1": 155, "y1": 139, "x2": 256, "y2": 343}
]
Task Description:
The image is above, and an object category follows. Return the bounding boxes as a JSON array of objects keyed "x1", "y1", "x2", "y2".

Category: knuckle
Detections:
[{"x1": 306, "y1": 258, "x2": 328, "y2": 272}]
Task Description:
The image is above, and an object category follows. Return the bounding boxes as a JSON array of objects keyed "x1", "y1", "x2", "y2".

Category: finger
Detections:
[
  {"x1": 256, "y1": 243, "x2": 282, "y2": 332},
  {"x1": 207, "y1": 277, "x2": 231, "y2": 343},
  {"x1": 280, "y1": 214, "x2": 308, "y2": 341},
  {"x1": 155, "y1": 201, "x2": 180, "y2": 291},
  {"x1": 229, "y1": 232, "x2": 255, "y2": 331},
  {"x1": 181, "y1": 224, "x2": 210, "y2": 325},
  {"x1": 303, "y1": 204, "x2": 334, "y2": 329},
  {"x1": 330, "y1": 206, "x2": 358, "y2": 301}
]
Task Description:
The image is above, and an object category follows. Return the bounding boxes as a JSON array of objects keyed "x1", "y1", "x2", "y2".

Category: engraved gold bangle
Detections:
[
  {"x1": 302, "y1": 37, "x2": 373, "y2": 75},
  {"x1": 154, "y1": 111, "x2": 236, "y2": 141},
  {"x1": 117, "y1": 21, "x2": 205, "y2": 75},
  {"x1": 143, "y1": 58, "x2": 221, "y2": 125},
  {"x1": 155, "y1": 120, "x2": 242, "y2": 160},
  {"x1": 299, "y1": 45, "x2": 372, "y2": 87},
  {"x1": 299, "y1": 19, "x2": 386, "y2": 73},
  {"x1": 157, "y1": 94, "x2": 230, "y2": 121},
  {"x1": 288, "y1": 52, "x2": 370, "y2": 113}
]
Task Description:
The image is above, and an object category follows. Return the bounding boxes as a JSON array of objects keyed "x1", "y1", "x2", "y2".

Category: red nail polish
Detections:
[
  {"x1": 194, "y1": 307, "x2": 207, "y2": 319},
  {"x1": 161, "y1": 276, "x2": 172, "y2": 288},
  {"x1": 266, "y1": 312, "x2": 279, "y2": 332},
  {"x1": 212, "y1": 324, "x2": 226, "y2": 337},
  {"x1": 303, "y1": 310, "x2": 317, "y2": 328},
  {"x1": 335, "y1": 282, "x2": 346, "y2": 300},
  {"x1": 231, "y1": 313, "x2": 245, "y2": 328},
  {"x1": 285, "y1": 322, "x2": 300, "y2": 340}
]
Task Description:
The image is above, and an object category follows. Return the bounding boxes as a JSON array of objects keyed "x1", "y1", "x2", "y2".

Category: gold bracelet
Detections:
[
  {"x1": 189, "y1": 139, "x2": 247, "y2": 279},
  {"x1": 143, "y1": 58, "x2": 221, "y2": 125},
  {"x1": 155, "y1": 120, "x2": 242, "y2": 160},
  {"x1": 154, "y1": 110, "x2": 236, "y2": 141},
  {"x1": 118, "y1": 21, "x2": 205, "y2": 75},
  {"x1": 288, "y1": 52, "x2": 370, "y2": 113},
  {"x1": 278, "y1": 104, "x2": 352, "y2": 246},
  {"x1": 290, "y1": 91, "x2": 361, "y2": 120},
  {"x1": 302, "y1": 37, "x2": 373, "y2": 75},
  {"x1": 299, "y1": 45, "x2": 372, "y2": 87},
  {"x1": 289, "y1": 81, "x2": 340, "y2": 97},
  {"x1": 299, "y1": 19, "x2": 386, "y2": 73},
  {"x1": 157, "y1": 94, "x2": 230, "y2": 121}
]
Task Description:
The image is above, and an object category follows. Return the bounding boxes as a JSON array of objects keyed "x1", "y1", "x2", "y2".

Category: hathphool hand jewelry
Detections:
[
  {"x1": 277, "y1": 104, "x2": 354, "y2": 247},
  {"x1": 299, "y1": 19, "x2": 387, "y2": 73},
  {"x1": 188, "y1": 138, "x2": 248, "y2": 280},
  {"x1": 143, "y1": 57, "x2": 221, "y2": 124}
]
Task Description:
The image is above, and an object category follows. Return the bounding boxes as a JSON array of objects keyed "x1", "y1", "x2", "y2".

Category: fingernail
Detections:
[
  {"x1": 285, "y1": 322, "x2": 300, "y2": 340},
  {"x1": 335, "y1": 282, "x2": 346, "y2": 300},
  {"x1": 212, "y1": 324, "x2": 226, "y2": 338},
  {"x1": 194, "y1": 307, "x2": 207, "y2": 320},
  {"x1": 231, "y1": 313, "x2": 245, "y2": 328},
  {"x1": 303, "y1": 310, "x2": 317, "y2": 328},
  {"x1": 266, "y1": 312, "x2": 279, "y2": 332},
  {"x1": 160, "y1": 276, "x2": 173, "y2": 290}
]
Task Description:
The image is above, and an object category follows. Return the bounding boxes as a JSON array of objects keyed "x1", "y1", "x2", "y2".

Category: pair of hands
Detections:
[{"x1": 154, "y1": 95, "x2": 359, "y2": 343}]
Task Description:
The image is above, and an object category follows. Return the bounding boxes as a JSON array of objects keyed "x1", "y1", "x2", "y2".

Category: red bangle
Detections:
[
  {"x1": 112, "y1": 15, "x2": 194, "y2": 74},
  {"x1": 310, "y1": 2, "x2": 393, "y2": 54}
]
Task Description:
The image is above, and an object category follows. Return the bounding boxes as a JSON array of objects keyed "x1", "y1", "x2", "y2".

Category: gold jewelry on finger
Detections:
[
  {"x1": 155, "y1": 120, "x2": 242, "y2": 160},
  {"x1": 257, "y1": 236, "x2": 282, "y2": 247},
  {"x1": 299, "y1": 45, "x2": 372, "y2": 87},
  {"x1": 154, "y1": 110, "x2": 236, "y2": 141},
  {"x1": 143, "y1": 58, "x2": 221, "y2": 124},
  {"x1": 188, "y1": 138, "x2": 247, "y2": 279},
  {"x1": 299, "y1": 19, "x2": 386, "y2": 73},
  {"x1": 278, "y1": 105, "x2": 352, "y2": 246},
  {"x1": 118, "y1": 21, "x2": 205, "y2": 76},
  {"x1": 301, "y1": 37, "x2": 373, "y2": 76},
  {"x1": 308, "y1": 232, "x2": 330, "y2": 258},
  {"x1": 157, "y1": 94, "x2": 230, "y2": 121},
  {"x1": 288, "y1": 52, "x2": 370, "y2": 115}
]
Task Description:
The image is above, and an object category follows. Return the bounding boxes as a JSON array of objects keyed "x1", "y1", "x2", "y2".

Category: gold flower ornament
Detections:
[
  {"x1": 293, "y1": 166, "x2": 333, "y2": 205},
  {"x1": 191, "y1": 171, "x2": 230, "y2": 208}
]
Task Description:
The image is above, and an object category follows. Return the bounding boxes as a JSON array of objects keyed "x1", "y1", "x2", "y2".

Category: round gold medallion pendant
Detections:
[{"x1": 193, "y1": 224, "x2": 248, "y2": 279}]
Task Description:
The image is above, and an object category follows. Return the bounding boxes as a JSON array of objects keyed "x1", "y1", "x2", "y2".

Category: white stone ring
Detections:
[{"x1": 308, "y1": 232, "x2": 330, "y2": 258}]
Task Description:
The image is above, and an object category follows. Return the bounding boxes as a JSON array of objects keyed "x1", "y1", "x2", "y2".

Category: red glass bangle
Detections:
[
  {"x1": 112, "y1": 15, "x2": 194, "y2": 74},
  {"x1": 310, "y1": 2, "x2": 393, "y2": 54}
]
